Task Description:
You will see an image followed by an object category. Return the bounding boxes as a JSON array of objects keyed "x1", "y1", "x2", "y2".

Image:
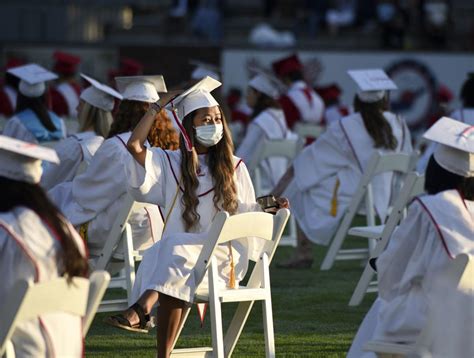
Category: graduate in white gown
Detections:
[
  {"x1": 0, "y1": 135, "x2": 88, "y2": 357},
  {"x1": 48, "y1": 75, "x2": 179, "y2": 252},
  {"x1": 41, "y1": 74, "x2": 122, "y2": 189},
  {"x1": 3, "y1": 64, "x2": 66, "y2": 143},
  {"x1": 274, "y1": 69, "x2": 412, "y2": 268},
  {"x1": 348, "y1": 117, "x2": 474, "y2": 358},
  {"x1": 236, "y1": 70, "x2": 296, "y2": 192},
  {"x1": 104, "y1": 77, "x2": 289, "y2": 356}
]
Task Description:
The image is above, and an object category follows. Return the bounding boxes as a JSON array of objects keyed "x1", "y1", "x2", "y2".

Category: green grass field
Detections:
[{"x1": 86, "y1": 241, "x2": 376, "y2": 357}]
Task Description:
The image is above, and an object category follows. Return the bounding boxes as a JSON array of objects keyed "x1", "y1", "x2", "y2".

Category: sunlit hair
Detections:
[
  {"x1": 107, "y1": 100, "x2": 150, "y2": 138},
  {"x1": 78, "y1": 101, "x2": 113, "y2": 137},
  {"x1": 179, "y1": 106, "x2": 238, "y2": 231},
  {"x1": 250, "y1": 88, "x2": 281, "y2": 119},
  {"x1": 353, "y1": 95, "x2": 398, "y2": 150},
  {"x1": 148, "y1": 109, "x2": 180, "y2": 150}
]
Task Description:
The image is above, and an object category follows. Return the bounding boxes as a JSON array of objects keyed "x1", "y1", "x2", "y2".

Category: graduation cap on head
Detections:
[
  {"x1": 8, "y1": 63, "x2": 58, "y2": 98},
  {"x1": 248, "y1": 68, "x2": 284, "y2": 100},
  {"x1": 167, "y1": 76, "x2": 221, "y2": 151},
  {"x1": 348, "y1": 69, "x2": 397, "y2": 103},
  {"x1": 189, "y1": 60, "x2": 221, "y2": 81},
  {"x1": 272, "y1": 54, "x2": 303, "y2": 77},
  {"x1": 53, "y1": 51, "x2": 81, "y2": 76},
  {"x1": 115, "y1": 75, "x2": 167, "y2": 103},
  {"x1": 80, "y1": 74, "x2": 123, "y2": 112},
  {"x1": 423, "y1": 117, "x2": 474, "y2": 177},
  {"x1": 0, "y1": 134, "x2": 59, "y2": 184}
]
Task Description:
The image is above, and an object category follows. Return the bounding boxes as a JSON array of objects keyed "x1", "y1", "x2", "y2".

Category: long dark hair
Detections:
[
  {"x1": 179, "y1": 107, "x2": 238, "y2": 231},
  {"x1": 353, "y1": 95, "x2": 398, "y2": 150},
  {"x1": 425, "y1": 155, "x2": 474, "y2": 200},
  {"x1": 15, "y1": 93, "x2": 57, "y2": 131},
  {"x1": 460, "y1": 74, "x2": 474, "y2": 108},
  {"x1": 0, "y1": 177, "x2": 88, "y2": 278},
  {"x1": 251, "y1": 89, "x2": 281, "y2": 119},
  {"x1": 107, "y1": 100, "x2": 150, "y2": 138}
]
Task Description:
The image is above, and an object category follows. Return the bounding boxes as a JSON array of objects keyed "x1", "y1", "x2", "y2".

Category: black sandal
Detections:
[{"x1": 104, "y1": 303, "x2": 151, "y2": 333}]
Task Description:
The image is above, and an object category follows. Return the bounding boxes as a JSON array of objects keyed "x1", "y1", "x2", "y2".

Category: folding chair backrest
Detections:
[
  {"x1": 0, "y1": 277, "x2": 89, "y2": 356},
  {"x1": 248, "y1": 138, "x2": 304, "y2": 172},
  {"x1": 294, "y1": 123, "x2": 324, "y2": 140},
  {"x1": 83, "y1": 271, "x2": 111, "y2": 336}
]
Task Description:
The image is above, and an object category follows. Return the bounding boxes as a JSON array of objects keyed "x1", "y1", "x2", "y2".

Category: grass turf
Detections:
[{"x1": 86, "y1": 239, "x2": 376, "y2": 357}]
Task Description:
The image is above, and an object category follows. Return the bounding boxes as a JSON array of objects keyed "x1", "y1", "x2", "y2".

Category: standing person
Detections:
[
  {"x1": 272, "y1": 54, "x2": 324, "y2": 129},
  {"x1": 105, "y1": 77, "x2": 289, "y2": 357},
  {"x1": 50, "y1": 51, "x2": 82, "y2": 118},
  {"x1": 273, "y1": 69, "x2": 411, "y2": 268},
  {"x1": 41, "y1": 74, "x2": 122, "y2": 190},
  {"x1": 450, "y1": 73, "x2": 474, "y2": 125},
  {"x1": 237, "y1": 70, "x2": 296, "y2": 191},
  {"x1": 3, "y1": 64, "x2": 66, "y2": 143},
  {"x1": 348, "y1": 117, "x2": 474, "y2": 358},
  {"x1": 48, "y1": 76, "x2": 179, "y2": 253},
  {"x1": 0, "y1": 58, "x2": 25, "y2": 118},
  {"x1": 0, "y1": 135, "x2": 88, "y2": 357}
]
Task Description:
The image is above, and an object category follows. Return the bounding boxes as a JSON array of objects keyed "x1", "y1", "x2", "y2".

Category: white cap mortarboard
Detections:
[
  {"x1": 348, "y1": 69, "x2": 397, "y2": 103},
  {"x1": 7, "y1": 64, "x2": 58, "y2": 98},
  {"x1": 0, "y1": 134, "x2": 59, "y2": 184},
  {"x1": 80, "y1": 74, "x2": 123, "y2": 112},
  {"x1": 167, "y1": 76, "x2": 221, "y2": 151},
  {"x1": 190, "y1": 60, "x2": 221, "y2": 81},
  {"x1": 115, "y1": 75, "x2": 167, "y2": 103},
  {"x1": 248, "y1": 69, "x2": 283, "y2": 100},
  {"x1": 423, "y1": 117, "x2": 474, "y2": 177}
]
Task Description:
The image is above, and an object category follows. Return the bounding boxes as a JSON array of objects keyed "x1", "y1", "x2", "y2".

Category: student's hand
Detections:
[
  {"x1": 157, "y1": 90, "x2": 183, "y2": 107},
  {"x1": 263, "y1": 197, "x2": 290, "y2": 214}
]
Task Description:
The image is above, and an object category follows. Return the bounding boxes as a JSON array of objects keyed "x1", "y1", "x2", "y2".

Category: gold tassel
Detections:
[
  {"x1": 330, "y1": 178, "x2": 340, "y2": 217},
  {"x1": 79, "y1": 222, "x2": 89, "y2": 242},
  {"x1": 227, "y1": 242, "x2": 236, "y2": 289}
]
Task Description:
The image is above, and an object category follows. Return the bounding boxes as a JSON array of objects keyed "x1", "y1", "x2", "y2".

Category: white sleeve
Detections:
[
  {"x1": 126, "y1": 147, "x2": 168, "y2": 207},
  {"x1": 235, "y1": 124, "x2": 266, "y2": 166},
  {"x1": 2, "y1": 117, "x2": 38, "y2": 143},
  {"x1": 40, "y1": 138, "x2": 82, "y2": 190}
]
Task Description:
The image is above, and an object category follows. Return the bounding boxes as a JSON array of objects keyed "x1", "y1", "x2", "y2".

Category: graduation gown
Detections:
[
  {"x1": 0, "y1": 85, "x2": 17, "y2": 117},
  {"x1": 0, "y1": 207, "x2": 86, "y2": 357},
  {"x1": 126, "y1": 148, "x2": 264, "y2": 303},
  {"x1": 348, "y1": 190, "x2": 474, "y2": 358},
  {"x1": 48, "y1": 132, "x2": 162, "y2": 251},
  {"x1": 41, "y1": 131, "x2": 104, "y2": 190},
  {"x1": 236, "y1": 108, "x2": 297, "y2": 191},
  {"x1": 279, "y1": 80, "x2": 325, "y2": 129},
  {"x1": 2, "y1": 109, "x2": 66, "y2": 143},
  {"x1": 285, "y1": 111, "x2": 412, "y2": 245}
]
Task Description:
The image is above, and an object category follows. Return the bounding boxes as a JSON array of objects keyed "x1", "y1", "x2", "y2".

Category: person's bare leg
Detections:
[
  {"x1": 156, "y1": 294, "x2": 185, "y2": 357},
  {"x1": 121, "y1": 290, "x2": 159, "y2": 326},
  {"x1": 278, "y1": 224, "x2": 313, "y2": 268}
]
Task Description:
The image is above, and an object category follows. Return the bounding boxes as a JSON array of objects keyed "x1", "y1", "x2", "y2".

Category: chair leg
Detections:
[
  {"x1": 320, "y1": 222, "x2": 349, "y2": 270},
  {"x1": 209, "y1": 257, "x2": 224, "y2": 357},
  {"x1": 261, "y1": 254, "x2": 275, "y2": 358},
  {"x1": 123, "y1": 224, "x2": 136, "y2": 307},
  {"x1": 349, "y1": 263, "x2": 375, "y2": 306}
]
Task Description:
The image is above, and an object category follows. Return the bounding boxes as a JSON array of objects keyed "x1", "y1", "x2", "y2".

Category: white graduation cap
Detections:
[
  {"x1": 348, "y1": 69, "x2": 397, "y2": 103},
  {"x1": 0, "y1": 134, "x2": 60, "y2": 184},
  {"x1": 190, "y1": 60, "x2": 221, "y2": 81},
  {"x1": 7, "y1": 63, "x2": 58, "y2": 98},
  {"x1": 115, "y1": 75, "x2": 167, "y2": 103},
  {"x1": 248, "y1": 69, "x2": 283, "y2": 100},
  {"x1": 423, "y1": 117, "x2": 474, "y2": 177},
  {"x1": 167, "y1": 76, "x2": 221, "y2": 151},
  {"x1": 80, "y1": 74, "x2": 123, "y2": 112}
]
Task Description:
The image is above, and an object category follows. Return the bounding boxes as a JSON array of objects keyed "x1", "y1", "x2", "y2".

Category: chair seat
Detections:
[
  {"x1": 364, "y1": 340, "x2": 414, "y2": 355},
  {"x1": 195, "y1": 286, "x2": 269, "y2": 303},
  {"x1": 348, "y1": 225, "x2": 385, "y2": 239},
  {"x1": 170, "y1": 347, "x2": 213, "y2": 357}
]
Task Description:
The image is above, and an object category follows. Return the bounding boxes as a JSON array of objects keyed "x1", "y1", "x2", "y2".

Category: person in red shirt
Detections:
[{"x1": 315, "y1": 83, "x2": 350, "y2": 126}]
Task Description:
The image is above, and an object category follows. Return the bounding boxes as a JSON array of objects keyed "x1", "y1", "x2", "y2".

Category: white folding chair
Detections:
[
  {"x1": 248, "y1": 138, "x2": 304, "y2": 247},
  {"x1": 89, "y1": 195, "x2": 154, "y2": 312},
  {"x1": 170, "y1": 209, "x2": 290, "y2": 358},
  {"x1": 83, "y1": 271, "x2": 111, "y2": 336},
  {"x1": 348, "y1": 173, "x2": 425, "y2": 306},
  {"x1": 320, "y1": 151, "x2": 417, "y2": 271},
  {"x1": 364, "y1": 253, "x2": 473, "y2": 357},
  {"x1": 0, "y1": 274, "x2": 95, "y2": 356},
  {"x1": 293, "y1": 122, "x2": 325, "y2": 141}
]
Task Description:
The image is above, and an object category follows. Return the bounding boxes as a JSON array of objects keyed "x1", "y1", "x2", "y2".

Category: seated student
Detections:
[
  {"x1": 236, "y1": 70, "x2": 297, "y2": 191},
  {"x1": 0, "y1": 135, "x2": 88, "y2": 357},
  {"x1": 41, "y1": 74, "x2": 122, "y2": 189},
  {"x1": 273, "y1": 69, "x2": 412, "y2": 268},
  {"x1": 105, "y1": 77, "x2": 289, "y2": 356},
  {"x1": 3, "y1": 64, "x2": 66, "y2": 143},
  {"x1": 48, "y1": 76, "x2": 179, "y2": 252},
  {"x1": 348, "y1": 117, "x2": 474, "y2": 358},
  {"x1": 450, "y1": 72, "x2": 474, "y2": 125}
]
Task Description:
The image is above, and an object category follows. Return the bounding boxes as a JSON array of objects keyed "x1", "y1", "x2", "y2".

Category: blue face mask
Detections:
[{"x1": 195, "y1": 123, "x2": 223, "y2": 147}]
